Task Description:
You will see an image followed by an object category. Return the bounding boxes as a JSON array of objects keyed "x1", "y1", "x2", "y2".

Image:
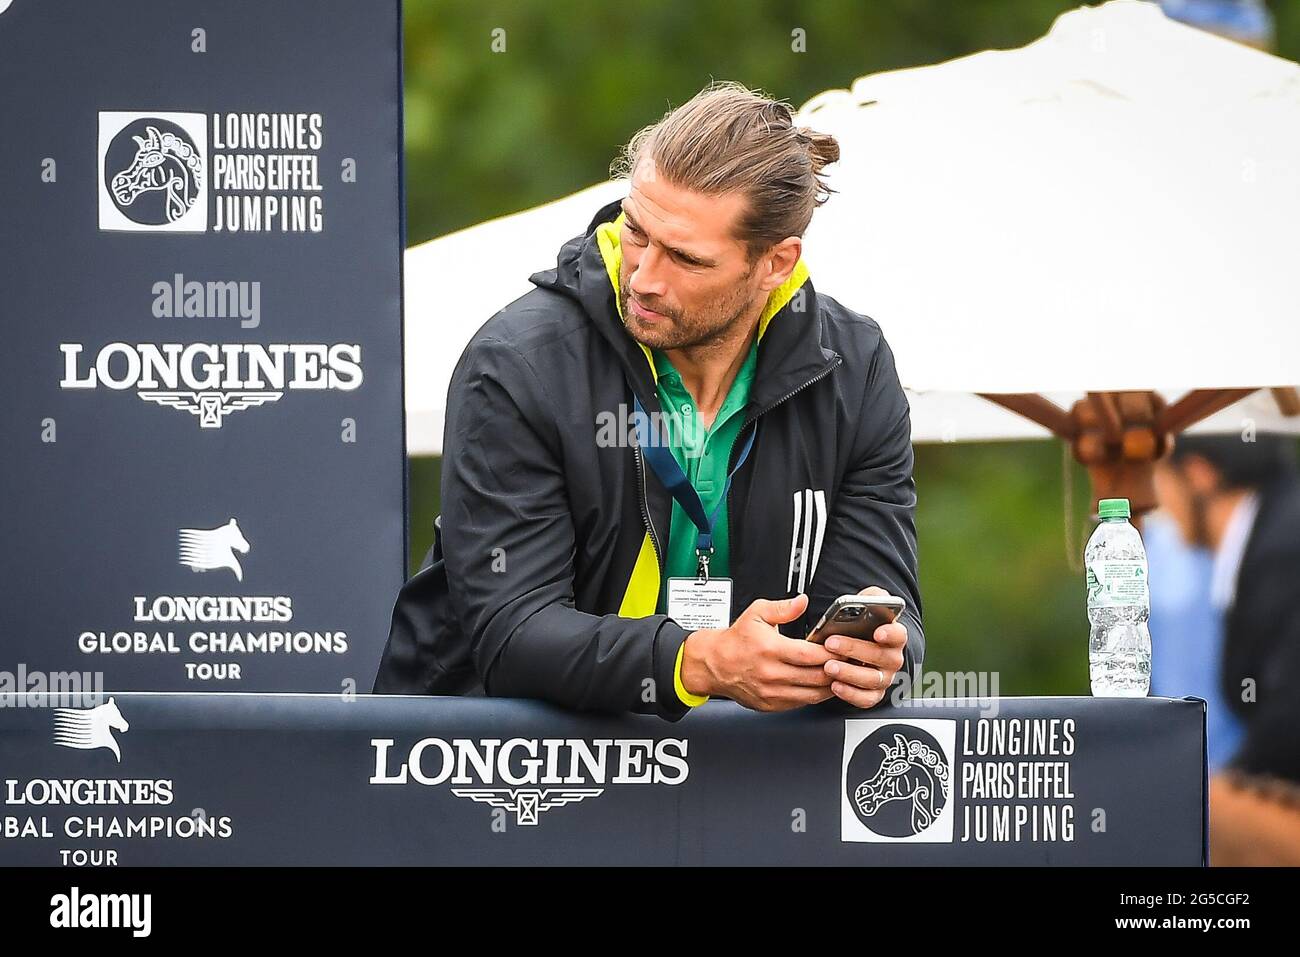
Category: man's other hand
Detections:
[{"x1": 679, "y1": 594, "x2": 839, "y2": 712}]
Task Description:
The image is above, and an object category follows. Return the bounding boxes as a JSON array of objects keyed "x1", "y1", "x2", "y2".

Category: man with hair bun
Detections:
[{"x1": 377, "y1": 81, "x2": 923, "y2": 720}]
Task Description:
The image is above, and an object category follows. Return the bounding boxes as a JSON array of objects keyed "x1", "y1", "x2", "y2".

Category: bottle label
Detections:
[{"x1": 1086, "y1": 559, "x2": 1149, "y2": 607}]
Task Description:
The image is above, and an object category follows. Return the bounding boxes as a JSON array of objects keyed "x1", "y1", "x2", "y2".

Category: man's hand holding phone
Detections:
[
  {"x1": 814, "y1": 586, "x2": 908, "y2": 709},
  {"x1": 677, "y1": 586, "x2": 908, "y2": 712},
  {"x1": 678, "y1": 593, "x2": 841, "y2": 711}
]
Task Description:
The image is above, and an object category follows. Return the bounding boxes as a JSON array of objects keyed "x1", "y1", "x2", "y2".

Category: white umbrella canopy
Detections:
[
  {"x1": 798, "y1": 0, "x2": 1300, "y2": 395},
  {"x1": 404, "y1": 181, "x2": 626, "y2": 454},
  {"x1": 402, "y1": 0, "x2": 1300, "y2": 456}
]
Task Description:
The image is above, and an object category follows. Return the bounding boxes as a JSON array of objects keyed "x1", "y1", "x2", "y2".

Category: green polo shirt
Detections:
[{"x1": 652, "y1": 340, "x2": 759, "y2": 615}]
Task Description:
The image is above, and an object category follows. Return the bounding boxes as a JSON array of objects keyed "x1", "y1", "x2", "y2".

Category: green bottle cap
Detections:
[{"x1": 1098, "y1": 498, "x2": 1131, "y2": 519}]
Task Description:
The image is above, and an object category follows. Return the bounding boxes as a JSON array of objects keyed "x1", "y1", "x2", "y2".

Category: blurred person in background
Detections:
[
  {"x1": 1145, "y1": 511, "x2": 1243, "y2": 770},
  {"x1": 1153, "y1": 431, "x2": 1300, "y2": 864}
]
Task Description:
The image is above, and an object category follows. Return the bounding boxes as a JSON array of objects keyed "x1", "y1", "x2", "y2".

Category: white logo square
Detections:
[
  {"x1": 842, "y1": 718, "x2": 956, "y2": 843},
  {"x1": 98, "y1": 111, "x2": 208, "y2": 232}
]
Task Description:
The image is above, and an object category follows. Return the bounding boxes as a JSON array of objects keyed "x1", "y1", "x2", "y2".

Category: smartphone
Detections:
[{"x1": 807, "y1": 594, "x2": 905, "y2": 644}]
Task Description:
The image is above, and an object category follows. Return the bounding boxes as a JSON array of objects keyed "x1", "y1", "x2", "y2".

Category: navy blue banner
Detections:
[
  {"x1": 0, "y1": 0, "x2": 406, "y2": 691},
  {"x1": 0, "y1": 695, "x2": 1206, "y2": 865}
]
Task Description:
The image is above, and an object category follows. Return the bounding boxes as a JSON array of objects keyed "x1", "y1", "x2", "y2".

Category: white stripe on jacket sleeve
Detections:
[
  {"x1": 796, "y1": 488, "x2": 814, "y2": 593},
  {"x1": 809, "y1": 489, "x2": 828, "y2": 583},
  {"x1": 787, "y1": 490, "x2": 803, "y2": 592}
]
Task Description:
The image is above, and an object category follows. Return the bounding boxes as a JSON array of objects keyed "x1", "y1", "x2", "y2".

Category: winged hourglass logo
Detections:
[{"x1": 450, "y1": 788, "x2": 604, "y2": 826}]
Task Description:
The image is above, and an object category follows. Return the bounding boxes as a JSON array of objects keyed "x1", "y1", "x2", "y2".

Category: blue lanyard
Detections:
[{"x1": 632, "y1": 393, "x2": 757, "y2": 577}]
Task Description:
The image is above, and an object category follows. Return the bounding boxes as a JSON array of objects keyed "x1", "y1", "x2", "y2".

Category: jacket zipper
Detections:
[
  {"x1": 726, "y1": 356, "x2": 842, "y2": 581},
  {"x1": 633, "y1": 443, "x2": 663, "y2": 571},
  {"x1": 633, "y1": 356, "x2": 841, "y2": 583}
]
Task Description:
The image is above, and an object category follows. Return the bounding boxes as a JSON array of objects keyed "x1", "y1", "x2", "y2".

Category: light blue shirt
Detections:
[{"x1": 1144, "y1": 512, "x2": 1244, "y2": 770}]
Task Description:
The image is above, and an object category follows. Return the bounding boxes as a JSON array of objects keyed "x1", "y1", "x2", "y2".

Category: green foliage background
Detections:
[{"x1": 402, "y1": 0, "x2": 1300, "y2": 695}]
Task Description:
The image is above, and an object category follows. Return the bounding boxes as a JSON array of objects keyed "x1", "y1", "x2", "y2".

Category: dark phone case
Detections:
[{"x1": 808, "y1": 599, "x2": 902, "y2": 644}]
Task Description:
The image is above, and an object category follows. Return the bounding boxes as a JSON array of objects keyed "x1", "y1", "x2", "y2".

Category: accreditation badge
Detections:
[{"x1": 666, "y1": 577, "x2": 733, "y2": 631}]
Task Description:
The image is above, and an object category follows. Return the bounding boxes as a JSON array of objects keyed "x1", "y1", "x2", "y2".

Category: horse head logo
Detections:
[
  {"x1": 53, "y1": 697, "x2": 130, "y2": 762},
  {"x1": 109, "y1": 123, "x2": 203, "y2": 224},
  {"x1": 178, "y1": 518, "x2": 251, "y2": 581},
  {"x1": 852, "y1": 731, "x2": 951, "y2": 836}
]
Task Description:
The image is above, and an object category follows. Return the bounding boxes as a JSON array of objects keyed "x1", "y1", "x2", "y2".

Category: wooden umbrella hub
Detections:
[
  {"x1": 1068, "y1": 392, "x2": 1169, "y2": 517},
  {"x1": 976, "y1": 388, "x2": 1265, "y2": 518}
]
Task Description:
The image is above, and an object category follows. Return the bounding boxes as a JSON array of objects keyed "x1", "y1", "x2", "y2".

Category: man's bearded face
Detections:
[
  {"x1": 617, "y1": 165, "x2": 765, "y2": 353},
  {"x1": 619, "y1": 260, "x2": 756, "y2": 351}
]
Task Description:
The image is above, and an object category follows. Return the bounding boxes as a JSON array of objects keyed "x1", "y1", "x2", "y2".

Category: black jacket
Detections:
[
  {"x1": 1222, "y1": 475, "x2": 1300, "y2": 783},
  {"x1": 375, "y1": 200, "x2": 924, "y2": 720}
]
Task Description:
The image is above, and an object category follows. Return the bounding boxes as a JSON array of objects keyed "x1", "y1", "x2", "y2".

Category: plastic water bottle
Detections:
[{"x1": 1086, "y1": 498, "x2": 1151, "y2": 696}]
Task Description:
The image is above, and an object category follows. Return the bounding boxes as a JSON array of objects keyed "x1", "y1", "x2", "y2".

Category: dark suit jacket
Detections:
[{"x1": 1222, "y1": 476, "x2": 1300, "y2": 783}]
